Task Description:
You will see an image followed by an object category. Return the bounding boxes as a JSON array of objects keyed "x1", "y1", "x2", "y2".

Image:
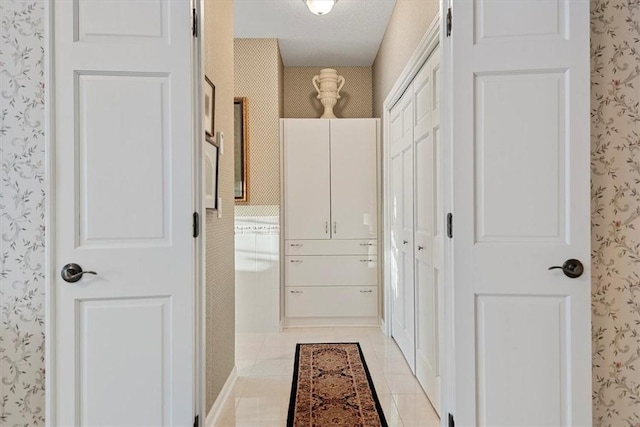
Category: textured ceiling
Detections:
[{"x1": 233, "y1": 0, "x2": 397, "y2": 66}]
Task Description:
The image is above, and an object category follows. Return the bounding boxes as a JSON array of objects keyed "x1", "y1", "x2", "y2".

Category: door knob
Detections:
[
  {"x1": 548, "y1": 259, "x2": 584, "y2": 279},
  {"x1": 61, "y1": 263, "x2": 97, "y2": 283}
]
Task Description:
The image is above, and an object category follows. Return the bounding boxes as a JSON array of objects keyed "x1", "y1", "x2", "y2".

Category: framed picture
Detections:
[
  {"x1": 204, "y1": 134, "x2": 219, "y2": 210},
  {"x1": 204, "y1": 76, "x2": 215, "y2": 136},
  {"x1": 234, "y1": 97, "x2": 249, "y2": 203}
]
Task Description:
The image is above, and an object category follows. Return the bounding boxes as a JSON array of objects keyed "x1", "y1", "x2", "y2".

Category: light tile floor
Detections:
[{"x1": 213, "y1": 327, "x2": 440, "y2": 427}]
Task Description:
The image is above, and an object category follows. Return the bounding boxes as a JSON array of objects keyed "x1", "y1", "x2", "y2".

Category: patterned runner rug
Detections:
[{"x1": 287, "y1": 343, "x2": 388, "y2": 427}]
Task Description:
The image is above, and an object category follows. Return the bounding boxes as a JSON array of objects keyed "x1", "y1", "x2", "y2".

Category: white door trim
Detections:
[
  {"x1": 382, "y1": 9, "x2": 451, "y2": 426},
  {"x1": 43, "y1": 1, "x2": 205, "y2": 424}
]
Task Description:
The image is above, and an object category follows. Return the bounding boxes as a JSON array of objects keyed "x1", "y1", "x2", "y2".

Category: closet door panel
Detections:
[
  {"x1": 283, "y1": 120, "x2": 331, "y2": 240},
  {"x1": 330, "y1": 119, "x2": 378, "y2": 239},
  {"x1": 390, "y1": 92, "x2": 416, "y2": 371}
]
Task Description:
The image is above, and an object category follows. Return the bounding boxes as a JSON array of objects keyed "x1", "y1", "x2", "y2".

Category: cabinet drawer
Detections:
[
  {"x1": 285, "y1": 256, "x2": 377, "y2": 287},
  {"x1": 285, "y1": 239, "x2": 377, "y2": 256},
  {"x1": 286, "y1": 286, "x2": 378, "y2": 318}
]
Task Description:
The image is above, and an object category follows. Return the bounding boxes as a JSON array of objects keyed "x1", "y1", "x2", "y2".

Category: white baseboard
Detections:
[
  {"x1": 380, "y1": 319, "x2": 389, "y2": 337},
  {"x1": 205, "y1": 366, "x2": 238, "y2": 427}
]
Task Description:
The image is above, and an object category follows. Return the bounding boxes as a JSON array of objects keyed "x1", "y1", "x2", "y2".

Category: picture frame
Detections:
[
  {"x1": 204, "y1": 76, "x2": 215, "y2": 137},
  {"x1": 234, "y1": 97, "x2": 249, "y2": 203},
  {"x1": 204, "y1": 133, "x2": 220, "y2": 210}
]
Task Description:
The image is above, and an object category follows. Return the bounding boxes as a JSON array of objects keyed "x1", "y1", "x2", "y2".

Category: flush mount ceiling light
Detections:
[{"x1": 304, "y1": 0, "x2": 338, "y2": 16}]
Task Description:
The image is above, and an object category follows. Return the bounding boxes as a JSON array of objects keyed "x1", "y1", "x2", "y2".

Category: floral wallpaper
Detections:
[
  {"x1": 0, "y1": 0, "x2": 46, "y2": 425},
  {"x1": 591, "y1": 0, "x2": 640, "y2": 425},
  {"x1": 0, "y1": 0, "x2": 638, "y2": 425}
]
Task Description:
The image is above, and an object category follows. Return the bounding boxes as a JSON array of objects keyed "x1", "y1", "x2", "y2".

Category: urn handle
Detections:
[
  {"x1": 312, "y1": 75, "x2": 321, "y2": 97},
  {"x1": 336, "y1": 76, "x2": 345, "y2": 98}
]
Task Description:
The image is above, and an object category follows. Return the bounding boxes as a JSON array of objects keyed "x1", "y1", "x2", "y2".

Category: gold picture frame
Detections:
[{"x1": 234, "y1": 97, "x2": 249, "y2": 203}]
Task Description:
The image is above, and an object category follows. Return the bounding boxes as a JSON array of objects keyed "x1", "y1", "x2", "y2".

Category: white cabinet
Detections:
[
  {"x1": 283, "y1": 120, "x2": 331, "y2": 240},
  {"x1": 282, "y1": 118, "x2": 379, "y2": 324},
  {"x1": 283, "y1": 119, "x2": 377, "y2": 241}
]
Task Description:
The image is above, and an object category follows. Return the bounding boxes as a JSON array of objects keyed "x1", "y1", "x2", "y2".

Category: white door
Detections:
[
  {"x1": 330, "y1": 119, "x2": 378, "y2": 239},
  {"x1": 389, "y1": 91, "x2": 416, "y2": 370},
  {"x1": 283, "y1": 119, "x2": 331, "y2": 240},
  {"x1": 52, "y1": 1, "x2": 196, "y2": 425},
  {"x1": 449, "y1": 1, "x2": 591, "y2": 425},
  {"x1": 413, "y1": 49, "x2": 442, "y2": 415}
]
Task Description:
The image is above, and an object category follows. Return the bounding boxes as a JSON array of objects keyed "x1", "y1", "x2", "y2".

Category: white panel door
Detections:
[
  {"x1": 450, "y1": 1, "x2": 591, "y2": 425},
  {"x1": 390, "y1": 91, "x2": 416, "y2": 371},
  {"x1": 413, "y1": 50, "x2": 442, "y2": 415},
  {"x1": 330, "y1": 119, "x2": 378, "y2": 239},
  {"x1": 53, "y1": 1, "x2": 195, "y2": 425},
  {"x1": 283, "y1": 119, "x2": 331, "y2": 240}
]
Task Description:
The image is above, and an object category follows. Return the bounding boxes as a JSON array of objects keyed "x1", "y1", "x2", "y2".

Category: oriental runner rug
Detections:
[{"x1": 287, "y1": 343, "x2": 388, "y2": 427}]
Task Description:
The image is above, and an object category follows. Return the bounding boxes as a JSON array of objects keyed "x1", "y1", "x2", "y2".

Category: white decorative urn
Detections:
[{"x1": 312, "y1": 68, "x2": 345, "y2": 119}]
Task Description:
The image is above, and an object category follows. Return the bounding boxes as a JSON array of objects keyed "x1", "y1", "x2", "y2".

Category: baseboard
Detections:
[
  {"x1": 380, "y1": 319, "x2": 388, "y2": 337},
  {"x1": 205, "y1": 366, "x2": 238, "y2": 427},
  {"x1": 284, "y1": 316, "x2": 380, "y2": 327}
]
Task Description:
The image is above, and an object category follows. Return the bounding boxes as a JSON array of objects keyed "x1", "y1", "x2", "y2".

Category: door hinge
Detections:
[
  {"x1": 447, "y1": 213, "x2": 453, "y2": 239},
  {"x1": 192, "y1": 8, "x2": 199, "y2": 37},
  {"x1": 448, "y1": 413, "x2": 455, "y2": 427},
  {"x1": 446, "y1": 7, "x2": 452, "y2": 37},
  {"x1": 194, "y1": 414, "x2": 200, "y2": 427},
  {"x1": 193, "y1": 212, "x2": 200, "y2": 238}
]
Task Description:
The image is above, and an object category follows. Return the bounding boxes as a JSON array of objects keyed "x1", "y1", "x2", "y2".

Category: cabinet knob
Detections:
[{"x1": 418, "y1": 245, "x2": 424, "y2": 251}]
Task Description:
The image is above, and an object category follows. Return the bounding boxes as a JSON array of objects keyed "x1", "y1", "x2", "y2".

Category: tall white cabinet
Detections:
[{"x1": 282, "y1": 118, "x2": 379, "y2": 325}]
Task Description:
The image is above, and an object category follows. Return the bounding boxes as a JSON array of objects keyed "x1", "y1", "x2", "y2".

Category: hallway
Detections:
[{"x1": 212, "y1": 327, "x2": 440, "y2": 426}]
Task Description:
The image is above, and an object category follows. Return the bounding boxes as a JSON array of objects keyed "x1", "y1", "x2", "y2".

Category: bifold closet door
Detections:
[
  {"x1": 330, "y1": 119, "x2": 378, "y2": 239},
  {"x1": 283, "y1": 119, "x2": 331, "y2": 240},
  {"x1": 413, "y1": 50, "x2": 442, "y2": 415},
  {"x1": 390, "y1": 90, "x2": 416, "y2": 371}
]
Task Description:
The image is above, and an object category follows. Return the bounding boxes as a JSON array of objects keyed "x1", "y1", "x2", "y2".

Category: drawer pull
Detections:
[
  {"x1": 359, "y1": 243, "x2": 374, "y2": 247},
  {"x1": 360, "y1": 259, "x2": 374, "y2": 263},
  {"x1": 290, "y1": 259, "x2": 304, "y2": 264},
  {"x1": 290, "y1": 243, "x2": 303, "y2": 248},
  {"x1": 290, "y1": 290, "x2": 304, "y2": 294},
  {"x1": 360, "y1": 290, "x2": 373, "y2": 293}
]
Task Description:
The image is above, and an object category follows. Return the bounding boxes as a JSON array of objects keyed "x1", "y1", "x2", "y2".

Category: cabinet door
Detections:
[
  {"x1": 283, "y1": 119, "x2": 331, "y2": 240},
  {"x1": 330, "y1": 119, "x2": 378, "y2": 239}
]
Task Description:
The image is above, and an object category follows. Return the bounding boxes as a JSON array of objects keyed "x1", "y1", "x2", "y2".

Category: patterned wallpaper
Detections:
[
  {"x1": 591, "y1": 1, "x2": 640, "y2": 425},
  {"x1": 234, "y1": 38, "x2": 283, "y2": 216},
  {"x1": 204, "y1": 0, "x2": 236, "y2": 410},
  {"x1": 284, "y1": 66, "x2": 373, "y2": 119},
  {"x1": 0, "y1": 0, "x2": 46, "y2": 424}
]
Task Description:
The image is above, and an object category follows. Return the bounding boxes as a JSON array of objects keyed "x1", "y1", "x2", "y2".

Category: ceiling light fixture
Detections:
[{"x1": 304, "y1": 0, "x2": 338, "y2": 16}]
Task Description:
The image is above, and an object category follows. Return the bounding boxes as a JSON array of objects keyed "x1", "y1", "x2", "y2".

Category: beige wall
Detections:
[
  {"x1": 372, "y1": 0, "x2": 439, "y2": 118},
  {"x1": 284, "y1": 66, "x2": 373, "y2": 118},
  {"x1": 204, "y1": 0, "x2": 235, "y2": 410},
  {"x1": 234, "y1": 39, "x2": 284, "y2": 216}
]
